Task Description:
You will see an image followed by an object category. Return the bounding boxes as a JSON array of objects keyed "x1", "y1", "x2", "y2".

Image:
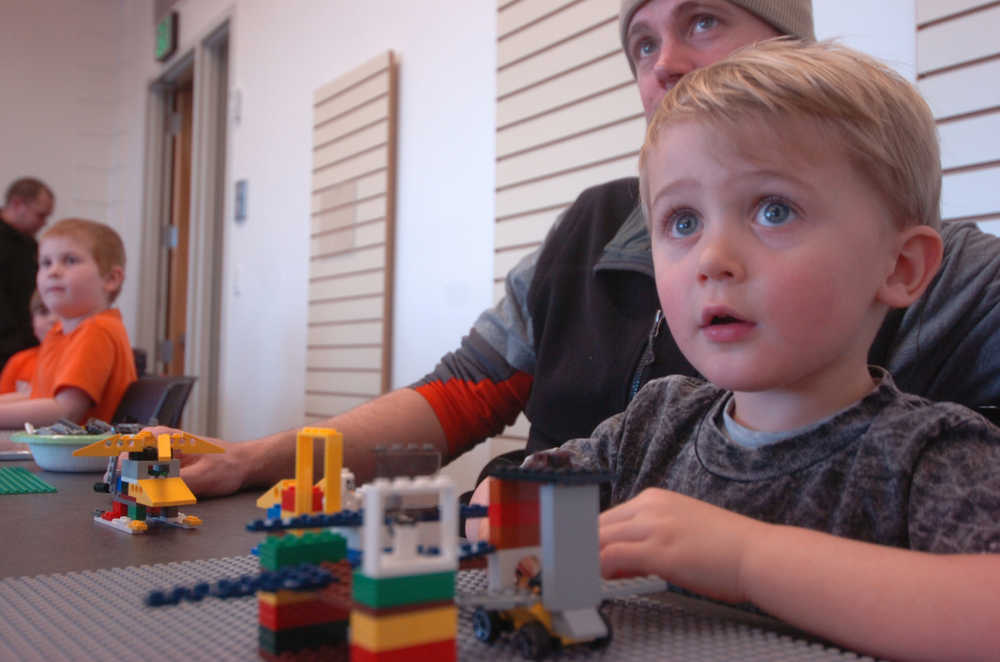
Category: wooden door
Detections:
[{"x1": 164, "y1": 82, "x2": 193, "y2": 377}]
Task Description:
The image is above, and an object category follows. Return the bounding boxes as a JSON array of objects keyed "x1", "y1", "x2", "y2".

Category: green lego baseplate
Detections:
[{"x1": 0, "y1": 466, "x2": 56, "y2": 495}]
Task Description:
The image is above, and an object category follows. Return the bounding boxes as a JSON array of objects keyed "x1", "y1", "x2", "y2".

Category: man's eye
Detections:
[
  {"x1": 756, "y1": 200, "x2": 795, "y2": 227},
  {"x1": 692, "y1": 15, "x2": 718, "y2": 34},
  {"x1": 669, "y1": 212, "x2": 701, "y2": 237},
  {"x1": 633, "y1": 37, "x2": 657, "y2": 61}
]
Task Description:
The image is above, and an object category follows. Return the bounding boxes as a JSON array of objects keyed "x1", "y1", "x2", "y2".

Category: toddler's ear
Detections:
[
  {"x1": 877, "y1": 225, "x2": 943, "y2": 308},
  {"x1": 102, "y1": 265, "x2": 125, "y2": 296}
]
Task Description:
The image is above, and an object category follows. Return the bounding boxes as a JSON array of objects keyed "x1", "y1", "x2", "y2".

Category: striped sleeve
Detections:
[{"x1": 412, "y1": 246, "x2": 542, "y2": 458}]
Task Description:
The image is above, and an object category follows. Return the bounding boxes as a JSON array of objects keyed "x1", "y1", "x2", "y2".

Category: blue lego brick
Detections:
[
  {"x1": 246, "y1": 509, "x2": 364, "y2": 533},
  {"x1": 146, "y1": 563, "x2": 338, "y2": 607}
]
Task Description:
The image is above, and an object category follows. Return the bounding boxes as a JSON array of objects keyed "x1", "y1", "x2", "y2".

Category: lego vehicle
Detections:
[
  {"x1": 472, "y1": 601, "x2": 611, "y2": 659},
  {"x1": 460, "y1": 467, "x2": 621, "y2": 659}
]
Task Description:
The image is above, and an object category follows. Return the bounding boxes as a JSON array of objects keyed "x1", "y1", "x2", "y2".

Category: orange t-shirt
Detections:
[
  {"x1": 0, "y1": 346, "x2": 38, "y2": 394},
  {"x1": 31, "y1": 309, "x2": 137, "y2": 423}
]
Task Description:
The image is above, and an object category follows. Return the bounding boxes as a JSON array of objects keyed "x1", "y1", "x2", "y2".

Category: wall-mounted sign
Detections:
[{"x1": 155, "y1": 11, "x2": 178, "y2": 62}]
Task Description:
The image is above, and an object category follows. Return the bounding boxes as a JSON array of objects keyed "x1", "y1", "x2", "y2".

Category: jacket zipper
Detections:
[{"x1": 628, "y1": 309, "x2": 665, "y2": 402}]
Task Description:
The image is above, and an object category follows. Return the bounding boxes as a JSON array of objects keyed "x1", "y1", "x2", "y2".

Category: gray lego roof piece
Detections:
[{"x1": 0, "y1": 556, "x2": 876, "y2": 661}]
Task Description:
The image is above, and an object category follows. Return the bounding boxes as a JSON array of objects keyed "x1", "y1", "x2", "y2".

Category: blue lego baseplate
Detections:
[{"x1": 0, "y1": 555, "x2": 877, "y2": 661}]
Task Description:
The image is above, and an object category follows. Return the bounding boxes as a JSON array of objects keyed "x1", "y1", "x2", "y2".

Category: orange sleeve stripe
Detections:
[{"x1": 415, "y1": 372, "x2": 533, "y2": 457}]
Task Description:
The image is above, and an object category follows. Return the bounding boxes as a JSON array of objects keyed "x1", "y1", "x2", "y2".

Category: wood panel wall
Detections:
[
  {"x1": 493, "y1": 0, "x2": 642, "y2": 443},
  {"x1": 916, "y1": 1, "x2": 1000, "y2": 230},
  {"x1": 306, "y1": 52, "x2": 397, "y2": 421}
]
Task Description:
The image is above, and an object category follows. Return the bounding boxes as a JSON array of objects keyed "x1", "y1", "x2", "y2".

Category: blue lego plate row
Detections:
[{"x1": 10, "y1": 433, "x2": 111, "y2": 473}]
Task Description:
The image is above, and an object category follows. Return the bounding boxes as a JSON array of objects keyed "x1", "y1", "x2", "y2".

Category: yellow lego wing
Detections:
[
  {"x1": 169, "y1": 432, "x2": 225, "y2": 455},
  {"x1": 72, "y1": 433, "x2": 134, "y2": 457},
  {"x1": 130, "y1": 477, "x2": 197, "y2": 507},
  {"x1": 72, "y1": 431, "x2": 224, "y2": 457}
]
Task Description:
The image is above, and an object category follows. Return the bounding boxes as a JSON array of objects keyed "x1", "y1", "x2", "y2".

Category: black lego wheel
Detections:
[
  {"x1": 473, "y1": 607, "x2": 502, "y2": 643},
  {"x1": 514, "y1": 621, "x2": 553, "y2": 660}
]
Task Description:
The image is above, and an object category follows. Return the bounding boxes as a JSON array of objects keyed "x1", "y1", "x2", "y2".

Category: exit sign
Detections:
[{"x1": 155, "y1": 12, "x2": 178, "y2": 62}]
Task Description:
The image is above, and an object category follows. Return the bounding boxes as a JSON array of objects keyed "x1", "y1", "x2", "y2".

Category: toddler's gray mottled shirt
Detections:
[{"x1": 546, "y1": 368, "x2": 1000, "y2": 553}]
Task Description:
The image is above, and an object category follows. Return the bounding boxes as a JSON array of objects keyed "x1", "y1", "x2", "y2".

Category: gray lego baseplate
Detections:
[{"x1": 0, "y1": 556, "x2": 875, "y2": 661}]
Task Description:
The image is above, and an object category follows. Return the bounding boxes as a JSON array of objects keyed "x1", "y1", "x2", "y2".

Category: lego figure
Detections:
[{"x1": 74, "y1": 430, "x2": 222, "y2": 534}]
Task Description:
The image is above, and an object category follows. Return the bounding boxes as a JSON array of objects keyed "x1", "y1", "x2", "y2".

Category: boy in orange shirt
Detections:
[
  {"x1": 0, "y1": 218, "x2": 136, "y2": 427},
  {"x1": 0, "y1": 291, "x2": 56, "y2": 394}
]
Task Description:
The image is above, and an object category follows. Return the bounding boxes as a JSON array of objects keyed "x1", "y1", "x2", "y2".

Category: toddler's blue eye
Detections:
[
  {"x1": 757, "y1": 201, "x2": 794, "y2": 226},
  {"x1": 670, "y1": 212, "x2": 700, "y2": 237}
]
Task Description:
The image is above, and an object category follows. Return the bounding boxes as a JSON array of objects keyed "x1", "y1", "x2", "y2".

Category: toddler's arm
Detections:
[
  {"x1": 599, "y1": 488, "x2": 1000, "y2": 662},
  {"x1": 0, "y1": 386, "x2": 91, "y2": 428}
]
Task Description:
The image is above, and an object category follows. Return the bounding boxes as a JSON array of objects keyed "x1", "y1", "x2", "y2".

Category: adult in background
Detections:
[
  {"x1": 1, "y1": 177, "x2": 54, "y2": 370},
  {"x1": 165, "y1": 0, "x2": 1000, "y2": 498}
]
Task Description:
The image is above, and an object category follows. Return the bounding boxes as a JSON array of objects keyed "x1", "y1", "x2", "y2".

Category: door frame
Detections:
[{"x1": 137, "y1": 16, "x2": 231, "y2": 435}]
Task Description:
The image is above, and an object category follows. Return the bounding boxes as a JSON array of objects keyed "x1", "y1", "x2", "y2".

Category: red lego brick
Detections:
[
  {"x1": 489, "y1": 478, "x2": 538, "y2": 505},
  {"x1": 259, "y1": 599, "x2": 349, "y2": 630},
  {"x1": 489, "y1": 522, "x2": 540, "y2": 549},
  {"x1": 349, "y1": 638, "x2": 455, "y2": 662},
  {"x1": 280, "y1": 485, "x2": 325, "y2": 513},
  {"x1": 488, "y1": 500, "x2": 539, "y2": 528}
]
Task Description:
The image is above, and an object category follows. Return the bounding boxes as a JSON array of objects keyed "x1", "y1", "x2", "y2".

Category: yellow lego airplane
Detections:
[{"x1": 73, "y1": 430, "x2": 224, "y2": 534}]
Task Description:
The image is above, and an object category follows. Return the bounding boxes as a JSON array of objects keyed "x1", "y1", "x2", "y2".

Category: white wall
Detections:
[
  {"x1": 0, "y1": 0, "x2": 154, "y2": 337},
  {"x1": 815, "y1": 0, "x2": 917, "y2": 78},
  {"x1": 151, "y1": 0, "x2": 497, "y2": 440}
]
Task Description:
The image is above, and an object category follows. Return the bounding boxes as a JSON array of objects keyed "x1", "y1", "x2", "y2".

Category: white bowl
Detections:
[{"x1": 10, "y1": 433, "x2": 112, "y2": 472}]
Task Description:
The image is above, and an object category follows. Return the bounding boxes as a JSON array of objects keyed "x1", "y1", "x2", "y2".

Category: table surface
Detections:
[
  {"x1": 1, "y1": 457, "x2": 262, "y2": 579},
  {"x1": 0, "y1": 458, "x2": 874, "y2": 661}
]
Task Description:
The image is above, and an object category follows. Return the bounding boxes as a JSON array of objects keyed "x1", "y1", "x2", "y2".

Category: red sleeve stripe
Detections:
[{"x1": 414, "y1": 372, "x2": 533, "y2": 458}]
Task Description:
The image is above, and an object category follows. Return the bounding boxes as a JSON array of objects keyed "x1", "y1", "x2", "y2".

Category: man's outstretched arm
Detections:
[{"x1": 156, "y1": 387, "x2": 447, "y2": 497}]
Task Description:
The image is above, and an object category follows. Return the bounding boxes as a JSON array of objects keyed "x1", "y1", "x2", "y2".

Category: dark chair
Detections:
[{"x1": 112, "y1": 375, "x2": 197, "y2": 427}]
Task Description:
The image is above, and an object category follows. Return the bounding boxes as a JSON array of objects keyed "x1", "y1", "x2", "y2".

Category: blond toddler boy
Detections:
[
  {"x1": 513, "y1": 40, "x2": 1000, "y2": 660},
  {"x1": 0, "y1": 218, "x2": 136, "y2": 427}
]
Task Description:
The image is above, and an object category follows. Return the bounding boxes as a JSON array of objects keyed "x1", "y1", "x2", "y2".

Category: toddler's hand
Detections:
[{"x1": 598, "y1": 488, "x2": 767, "y2": 604}]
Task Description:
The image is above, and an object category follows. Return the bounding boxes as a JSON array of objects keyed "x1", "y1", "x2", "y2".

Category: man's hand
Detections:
[
  {"x1": 143, "y1": 426, "x2": 250, "y2": 497},
  {"x1": 598, "y1": 487, "x2": 765, "y2": 604}
]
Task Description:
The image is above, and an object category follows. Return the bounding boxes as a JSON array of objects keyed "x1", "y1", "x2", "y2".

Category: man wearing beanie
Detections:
[{"x1": 177, "y1": 1, "x2": 1000, "y2": 510}]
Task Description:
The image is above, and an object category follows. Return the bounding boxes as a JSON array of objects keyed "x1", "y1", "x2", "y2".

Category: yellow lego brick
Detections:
[
  {"x1": 258, "y1": 589, "x2": 320, "y2": 606},
  {"x1": 349, "y1": 606, "x2": 457, "y2": 652},
  {"x1": 132, "y1": 477, "x2": 197, "y2": 507},
  {"x1": 294, "y1": 431, "x2": 314, "y2": 515},
  {"x1": 157, "y1": 433, "x2": 172, "y2": 461},
  {"x1": 257, "y1": 479, "x2": 296, "y2": 510},
  {"x1": 317, "y1": 429, "x2": 342, "y2": 513}
]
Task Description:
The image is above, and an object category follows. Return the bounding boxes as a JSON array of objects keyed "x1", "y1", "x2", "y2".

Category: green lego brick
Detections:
[
  {"x1": 259, "y1": 531, "x2": 347, "y2": 570},
  {"x1": 128, "y1": 503, "x2": 147, "y2": 520},
  {"x1": 351, "y1": 570, "x2": 455, "y2": 609},
  {"x1": 258, "y1": 621, "x2": 348, "y2": 654},
  {"x1": 0, "y1": 466, "x2": 56, "y2": 494}
]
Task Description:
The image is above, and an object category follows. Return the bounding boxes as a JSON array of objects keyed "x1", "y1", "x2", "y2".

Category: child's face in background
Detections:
[
  {"x1": 37, "y1": 235, "x2": 115, "y2": 323},
  {"x1": 31, "y1": 303, "x2": 56, "y2": 342},
  {"x1": 644, "y1": 117, "x2": 901, "y2": 400}
]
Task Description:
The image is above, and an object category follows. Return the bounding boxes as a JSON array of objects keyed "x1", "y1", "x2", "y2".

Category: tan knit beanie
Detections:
[{"x1": 620, "y1": 0, "x2": 815, "y2": 73}]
